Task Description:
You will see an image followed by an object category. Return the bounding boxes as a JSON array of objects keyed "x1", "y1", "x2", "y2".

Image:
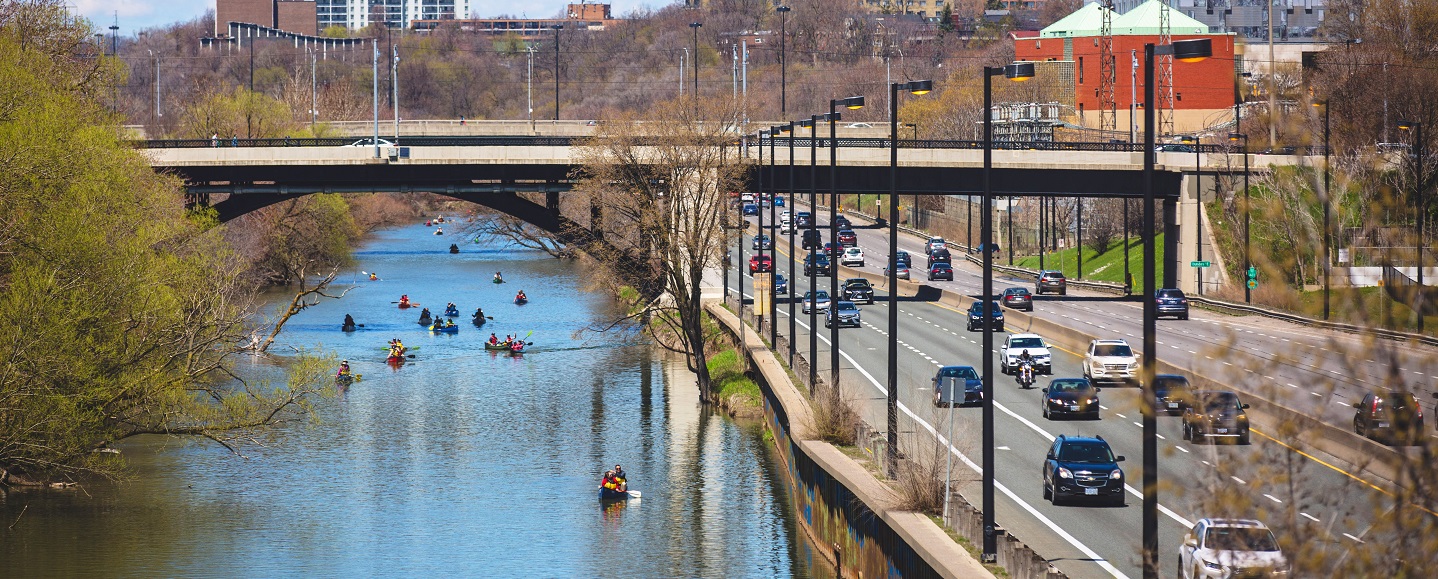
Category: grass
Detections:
[
  {"x1": 1011, "y1": 234, "x2": 1169, "y2": 293},
  {"x1": 707, "y1": 348, "x2": 761, "y2": 405},
  {"x1": 927, "y1": 515, "x2": 1011, "y2": 577}
]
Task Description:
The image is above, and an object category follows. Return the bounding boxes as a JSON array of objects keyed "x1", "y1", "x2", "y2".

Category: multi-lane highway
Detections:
[{"x1": 725, "y1": 202, "x2": 1428, "y2": 578}]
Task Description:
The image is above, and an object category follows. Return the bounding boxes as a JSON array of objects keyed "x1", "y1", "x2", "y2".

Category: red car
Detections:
[
  {"x1": 749, "y1": 254, "x2": 773, "y2": 273},
  {"x1": 823, "y1": 242, "x2": 843, "y2": 257},
  {"x1": 837, "y1": 229, "x2": 858, "y2": 247}
]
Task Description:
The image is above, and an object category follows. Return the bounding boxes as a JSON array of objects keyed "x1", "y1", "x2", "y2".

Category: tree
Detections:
[
  {"x1": 938, "y1": 4, "x2": 956, "y2": 34},
  {"x1": 572, "y1": 97, "x2": 746, "y2": 398}
]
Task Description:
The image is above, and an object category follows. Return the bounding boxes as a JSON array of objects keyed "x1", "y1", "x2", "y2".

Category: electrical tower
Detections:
[
  {"x1": 1099, "y1": 0, "x2": 1117, "y2": 134},
  {"x1": 1157, "y1": 0, "x2": 1175, "y2": 136}
]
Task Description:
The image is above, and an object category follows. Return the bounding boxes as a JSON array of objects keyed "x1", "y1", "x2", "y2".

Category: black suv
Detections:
[
  {"x1": 927, "y1": 248, "x2": 952, "y2": 268},
  {"x1": 832, "y1": 215, "x2": 851, "y2": 229},
  {"x1": 1153, "y1": 374, "x2": 1195, "y2": 415},
  {"x1": 1041, "y1": 378, "x2": 1102, "y2": 420},
  {"x1": 803, "y1": 254, "x2": 831, "y2": 276},
  {"x1": 1183, "y1": 390, "x2": 1251, "y2": 444},
  {"x1": 841, "y1": 278, "x2": 875, "y2": 304},
  {"x1": 795, "y1": 211, "x2": 813, "y2": 228},
  {"x1": 837, "y1": 229, "x2": 858, "y2": 247},
  {"x1": 1000, "y1": 287, "x2": 1033, "y2": 311},
  {"x1": 1043, "y1": 435, "x2": 1125, "y2": 506},
  {"x1": 965, "y1": 300, "x2": 1005, "y2": 332},
  {"x1": 1036, "y1": 270, "x2": 1067, "y2": 295},
  {"x1": 1156, "y1": 288, "x2": 1190, "y2": 320},
  {"x1": 802, "y1": 229, "x2": 822, "y2": 249},
  {"x1": 1354, "y1": 390, "x2": 1425, "y2": 445}
]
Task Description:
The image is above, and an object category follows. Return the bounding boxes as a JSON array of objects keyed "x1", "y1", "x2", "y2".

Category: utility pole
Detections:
[
  {"x1": 372, "y1": 38, "x2": 379, "y2": 159},
  {"x1": 552, "y1": 24, "x2": 563, "y2": 121},
  {"x1": 310, "y1": 50, "x2": 317, "y2": 129},
  {"x1": 527, "y1": 46, "x2": 535, "y2": 132},
  {"x1": 1131, "y1": 49, "x2": 1139, "y2": 142},
  {"x1": 392, "y1": 44, "x2": 399, "y2": 142},
  {"x1": 741, "y1": 41, "x2": 749, "y2": 131},
  {"x1": 680, "y1": 48, "x2": 686, "y2": 97},
  {"x1": 149, "y1": 50, "x2": 161, "y2": 120},
  {"x1": 1268, "y1": 0, "x2": 1277, "y2": 147}
]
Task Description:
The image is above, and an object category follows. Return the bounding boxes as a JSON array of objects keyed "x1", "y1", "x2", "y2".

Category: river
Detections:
[{"x1": 1, "y1": 221, "x2": 822, "y2": 577}]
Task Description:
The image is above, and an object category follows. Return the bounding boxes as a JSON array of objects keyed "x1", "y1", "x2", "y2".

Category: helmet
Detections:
[{"x1": 341, "y1": 360, "x2": 348, "y2": 364}]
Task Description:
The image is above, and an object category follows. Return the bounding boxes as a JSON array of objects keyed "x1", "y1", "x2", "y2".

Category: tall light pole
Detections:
[
  {"x1": 777, "y1": 5, "x2": 790, "y2": 115},
  {"x1": 372, "y1": 38, "x2": 379, "y2": 159},
  {"x1": 889, "y1": 79, "x2": 932, "y2": 480},
  {"x1": 829, "y1": 96, "x2": 865, "y2": 401},
  {"x1": 807, "y1": 114, "x2": 821, "y2": 395},
  {"x1": 1315, "y1": 101, "x2": 1331, "y2": 319},
  {"x1": 770, "y1": 124, "x2": 785, "y2": 345},
  {"x1": 788, "y1": 119, "x2": 799, "y2": 367},
  {"x1": 690, "y1": 22, "x2": 703, "y2": 108},
  {"x1": 1398, "y1": 119, "x2": 1425, "y2": 331},
  {"x1": 1142, "y1": 38, "x2": 1212, "y2": 579},
  {"x1": 526, "y1": 46, "x2": 535, "y2": 132},
  {"x1": 1230, "y1": 132, "x2": 1250, "y2": 303},
  {"x1": 551, "y1": 24, "x2": 563, "y2": 121},
  {"x1": 982, "y1": 62, "x2": 1034, "y2": 563},
  {"x1": 392, "y1": 44, "x2": 400, "y2": 143}
]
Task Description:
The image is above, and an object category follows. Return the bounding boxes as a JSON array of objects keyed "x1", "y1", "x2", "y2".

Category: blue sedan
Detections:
[
  {"x1": 742, "y1": 203, "x2": 759, "y2": 216},
  {"x1": 775, "y1": 274, "x2": 788, "y2": 295}
]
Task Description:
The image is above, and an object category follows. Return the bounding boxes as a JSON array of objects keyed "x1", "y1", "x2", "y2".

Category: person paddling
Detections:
[
  {"x1": 474, "y1": 307, "x2": 486, "y2": 321},
  {"x1": 613, "y1": 464, "x2": 627, "y2": 492},
  {"x1": 336, "y1": 360, "x2": 351, "y2": 378},
  {"x1": 488, "y1": 333, "x2": 499, "y2": 346},
  {"x1": 369, "y1": 272, "x2": 378, "y2": 281},
  {"x1": 343, "y1": 314, "x2": 356, "y2": 328},
  {"x1": 494, "y1": 271, "x2": 504, "y2": 283},
  {"x1": 515, "y1": 290, "x2": 527, "y2": 302}
]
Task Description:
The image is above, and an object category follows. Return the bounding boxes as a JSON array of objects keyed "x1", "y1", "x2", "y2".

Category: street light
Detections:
[
  {"x1": 777, "y1": 5, "x2": 790, "y2": 115},
  {"x1": 788, "y1": 119, "x2": 800, "y2": 367},
  {"x1": 551, "y1": 24, "x2": 563, "y2": 121},
  {"x1": 690, "y1": 22, "x2": 703, "y2": 105},
  {"x1": 1314, "y1": 101, "x2": 1331, "y2": 320},
  {"x1": 770, "y1": 124, "x2": 788, "y2": 345},
  {"x1": 889, "y1": 79, "x2": 931, "y2": 481},
  {"x1": 1229, "y1": 132, "x2": 1251, "y2": 303},
  {"x1": 1398, "y1": 119, "x2": 1425, "y2": 332},
  {"x1": 804, "y1": 115, "x2": 820, "y2": 394},
  {"x1": 981, "y1": 61, "x2": 1033, "y2": 563},
  {"x1": 1142, "y1": 37, "x2": 1211, "y2": 579},
  {"x1": 829, "y1": 95, "x2": 864, "y2": 402}
]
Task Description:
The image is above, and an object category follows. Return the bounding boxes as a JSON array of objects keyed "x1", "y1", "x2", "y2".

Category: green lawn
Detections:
[
  {"x1": 707, "y1": 348, "x2": 761, "y2": 404},
  {"x1": 1012, "y1": 235, "x2": 1168, "y2": 294}
]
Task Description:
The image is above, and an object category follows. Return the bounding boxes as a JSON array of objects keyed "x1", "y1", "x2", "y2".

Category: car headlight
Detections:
[
  {"x1": 1088, "y1": 398, "x2": 1100, "y2": 404},
  {"x1": 1057, "y1": 467, "x2": 1073, "y2": 479},
  {"x1": 1048, "y1": 398, "x2": 1064, "y2": 406},
  {"x1": 1110, "y1": 469, "x2": 1122, "y2": 480}
]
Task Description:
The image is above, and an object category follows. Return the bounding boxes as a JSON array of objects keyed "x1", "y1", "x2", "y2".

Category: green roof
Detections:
[{"x1": 1039, "y1": 0, "x2": 1209, "y2": 38}]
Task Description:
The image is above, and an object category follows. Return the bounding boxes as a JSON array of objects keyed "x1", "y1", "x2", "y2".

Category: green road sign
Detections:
[
  {"x1": 1247, "y1": 266, "x2": 1258, "y2": 280},
  {"x1": 1191, "y1": 261, "x2": 1211, "y2": 268},
  {"x1": 1247, "y1": 280, "x2": 1258, "y2": 289}
]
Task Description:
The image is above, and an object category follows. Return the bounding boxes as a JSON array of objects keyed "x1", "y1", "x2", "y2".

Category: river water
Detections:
[{"x1": 1, "y1": 222, "x2": 820, "y2": 577}]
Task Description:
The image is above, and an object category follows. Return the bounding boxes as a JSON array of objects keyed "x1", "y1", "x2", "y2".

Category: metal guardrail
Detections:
[{"x1": 136, "y1": 136, "x2": 582, "y2": 148}]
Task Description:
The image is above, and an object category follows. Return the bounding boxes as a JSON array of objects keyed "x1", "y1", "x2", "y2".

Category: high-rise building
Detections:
[{"x1": 315, "y1": 0, "x2": 469, "y2": 31}]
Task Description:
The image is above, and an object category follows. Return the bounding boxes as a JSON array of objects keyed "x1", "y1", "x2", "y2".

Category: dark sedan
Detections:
[
  {"x1": 933, "y1": 365, "x2": 983, "y2": 407},
  {"x1": 928, "y1": 262, "x2": 954, "y2": 281},
  {"x1": 1183, "y1": 390, "x2": 1251, "y2": 444},
  {"x1": 1155, "y1": 288, "x2": 1189, "y2": 320},
  {"x1": 823, "y1": 242, "x2": 843, "y2": 257},
  {"x1": 965, "y1": 300, "x2": 1005, "y2": 332},
  {"x1": 1001, "y1": 287, "x2": 1033, "y2": 311},
  {"x1": 775, "y1": 274, "x2": 788, "y2": 295},
  {"x1": 751, "y1": 235, "x2": 773, "y2": 250},
  {"x1": 1041, "y1": 378, "x2": 1102, "y2": 420},
  {"x1": 841, "y1": 278, "x2": 874, "y2": 304},
  {"x1": 803, "y1": 254, "x2": 831, "y2": 276},
  {"x1": 1153, "y1": 374, "x2": 1195, "y2": 415}
]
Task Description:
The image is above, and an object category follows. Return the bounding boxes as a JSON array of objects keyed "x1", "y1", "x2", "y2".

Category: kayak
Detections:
[
  {"x1": 417, "y1": 317, "x2": 433, "y2": 326},
  {"x1": 492, "y1": 278, "x2": 505, "y2": 284},
  {"x1": 398, "y1": 302, "x2": 415, "y2": 309},
  {"x1": 387, "y1": 355, "x2": 405, "y2": 365},
  {"x1": 429, "y1": 325, "x2": 459, "y2": 333},
  {"x1": 341, "y1": 324, "x2": 357, "y2": 332},
  {"x1": 444, "y1": 308, "x2": 460, "y2": 317},
  {"x1": 335, "y1": 374, "x2": 354, "y2": 386},
  {"x1": 514, "y1": 297, "x2": 528, "y2": 305},
  {"x1": 449, "y1": 245, "x2": 459, "y2": 254},
  {"x1": 598, "y1": 488, "x2": 640, "y2": 501},
  {"x1": 484, "y1": 342, "x2": 512, "y2": 351},
  {"x1": 472, "y1": 316, "x2": 487, "y2": 326}
]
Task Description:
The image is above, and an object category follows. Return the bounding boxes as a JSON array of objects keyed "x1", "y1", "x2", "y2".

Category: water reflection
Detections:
[{"x1": 0, "y1": 224, "x2": 816, "y2": 578}]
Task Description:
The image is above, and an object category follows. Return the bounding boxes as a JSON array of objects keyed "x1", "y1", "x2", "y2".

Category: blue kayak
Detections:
[
  {"x1": 598, "y1": 488, "x2": 631, "y2": 501},
  {"x1": 444, "y1": 308, "x2": 460, "y2": 317},
  {"x1": 429, "y1": 325, "x2": 459, "y2": 333}
]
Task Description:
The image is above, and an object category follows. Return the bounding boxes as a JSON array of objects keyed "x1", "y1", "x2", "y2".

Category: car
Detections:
[
  {"x1": 840, "y1": 247, "x2": 865, "y2": 267},
  {"x1": 837, "y1": 229, "x2": 858, "y2": 247},
  {"x1": 885, "y1": 263, "x2": 910, "y2": 280},
  {"x1": 775, "y1": 274, "x2": 788, "y2": 295},
  {"x1": 976, "y1": 242, "x2": 1001, "y2": 255},
  {"x1": 927, "y1": 248, "x2": 952, "y2": 268},
  {"x1": 932, "y1": 365, "x2": 983, "y2": 407},
  {"x1": 1041, "y1": 378, "x2": 1102, "y2": 420},
  {"x1": 1000, "y1": 287, "x2": 1034, "y2": 311},
  {"x1": 1155, "y1": 143, "x2": 1195, "y2": 153},
  {"x1": 823, "y1": 242, "x2": 843, "y2": 257},
  {"x1": 779, "y1": 220, "x2": 794, "y2": 234},
  {"x1": 1154, "y1": 374, "x2": 1196, "y2": 415},
  {"x1": 742, "y1": 203, "x2": 759, "y2": 216},
  {"x1": 802, "y1": 229, "x2": 822, "y2": 249},
  {"x1": 1083, "y1": 339, "x2": 1138, "y2": 385},
  {"x1": 1042, "y1": 434, "x2": 1125, "y2": 506},
  {"x1": 1182, "y1": 390, "x2": 1251, "y2": 444},
  {"x1": 845, "y1": 122, "x2": 874, "y2": 128},
  {"x1": 1260, "y1": 146, "x2": 1298, "y2": 155},
  {"x1": 780, "y1": 210, "x2": 792, "y2": 221},
  {"x1": 748, "y1": 254, "x2": 773, "y2": 274},
  {"x1": 803, "y1": 254, "x2": 831, "y2": 276},
  {"x1": 751, "y1": 235, "x2": 773, "y2": 250},
  {"x1": 1354, "y1": 390, "x2": 1425, "y2": 444},
  {"x1": 928, "y1": 262, "x2": 954, "y2": 281},
  {"x1": 1156, "y1": 288, "x2": 1190, "y2": 320},
  {"x1": 740, "y1": 192, "x2": 755, "y2": 203},
  {"x1": 895, "y1": 250, "x2": 912, "y2": 268},
  {"x1": 586, "y1": 120, "x2": 599, "y2": 126},
  {"x1": 825, "y1": 300, "x2": 861, "y2": 328},
  {"x1": 1000, "y1": 333, "x2": 1052, "y2": 375},
  {"x1": 1178, "y1": 518, "x2": 1288, "y2": 579},
  {"x1": 774, "y1": 196, "x2": 785, "y2": 207},
  {"x1": 801, "y1": 290, "x2": 830, "y2": 314},
  {"x1": 833, "y1": 215, "x2": 851, "y2": 229},
  {"x1": 841, "y1": 278, "x2": 874, "y2": 304},
  {"x1": 1036, "y1": 270, "x2": 1067, "y2": 295},
  {"x1": 795, "y1": 211, "x2": 813, "y2": 228},
  {"x1": 965, "y1": 301, "x2": 1004, "y2": 332},
  {"x1": 926, "y1": 236, "x2": 947, "y2": 254},
  {"x1": 346, "y1": 137, "x2": 394, "y2": 147}
]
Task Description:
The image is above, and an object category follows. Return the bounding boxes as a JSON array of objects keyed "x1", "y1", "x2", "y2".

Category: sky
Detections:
[{"x1": 73, "y1": 1, "x2": 655, "y2": 35}]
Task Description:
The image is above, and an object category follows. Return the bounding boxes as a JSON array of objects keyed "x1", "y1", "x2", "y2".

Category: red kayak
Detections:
[{"x1": 398, "y1": 302, "x2": 417, "y2": 309}]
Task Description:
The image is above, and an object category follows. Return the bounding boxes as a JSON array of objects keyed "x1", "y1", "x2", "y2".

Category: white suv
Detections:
[
  {"x1": 925, "y1": 236, "x2": 946, "y2": 254},
  {"x1": 1179, "y1": 518, "x2": 1288, "y2": 578},
  {"x1": 1084, "y1": 339, "x2": 1139, "y2": 386},
  {"x1": 840, "y1": 247, "x2": 865, "y2": 267},
  {"x1": 1000, "y1": 334, "x2": 1052, "y2": 375}
]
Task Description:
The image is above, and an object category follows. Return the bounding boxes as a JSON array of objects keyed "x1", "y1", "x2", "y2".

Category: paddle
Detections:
[{"x1": 627, "y1": 490, "x2": 642, "y2": 499}]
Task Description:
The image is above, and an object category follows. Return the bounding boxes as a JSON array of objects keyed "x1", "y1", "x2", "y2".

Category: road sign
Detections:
[
  {"x1": 1191, "y1": 261, "x2": 1211, "y2": 268},
  {"x1": 1247, "y1": 280, "x2": 1258, "y2": 289}
]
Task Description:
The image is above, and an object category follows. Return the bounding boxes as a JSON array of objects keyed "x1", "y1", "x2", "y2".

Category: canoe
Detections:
[
  {"x1": 514, "y1": 297, "x2": 528, "y2": 305},
  {"x1": 398, "y1": 302, "x2": 414, "y2": 309},
  {"x1": 335, "y1": 374, "x2": 354, "y2": 386},
  {"x1": 484, "y1": 342, "x2": 512, "y2": 351},
  {"x1": 417, "y1": 317, "x2": 432, "y2": 326},
  {"x1": 386, "y1": 355, "x2": 405, "y2": 365},
  {"x1": 472, "y1": 316, "x2": 487, "y2": 326},
  {"x1": 449, "y1": 245, "x2": 459, "y2": 254},
  {"x1": 598, "y1": 488, "x2": 641, "y2": 501},
  {"x1": 444, "y1": 309, "x2": 460, "y2": 317},
  {"x1": 492, "y1": 278, "x2": 505, "y2": 284},
  {"x1": 341, "y1": 324, "x2": 357, "y2": 332},
  {"x1": 429, "y1": 325, "x2": 459, "y2": 333}
]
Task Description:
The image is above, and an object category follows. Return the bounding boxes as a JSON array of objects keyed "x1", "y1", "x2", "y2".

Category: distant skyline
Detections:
[{"x1": 74, "y1": 0, "x2": 656, "y2": 35}]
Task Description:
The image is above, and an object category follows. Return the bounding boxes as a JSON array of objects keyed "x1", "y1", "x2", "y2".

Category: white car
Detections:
[
  {"x1": 840, "y1": 247, "x2": 865, "y2": 267},
  {"x1": 999, "y1": 334, "x2": 1052, "y2": 375},
  {"x1": 741, "y1": 192, "x2": 755, "y2": 203},
  {"x1": 1083, "y1": 339, "x2": 1139, "y2": 385},
  {"x1": 346, "y1": 138, "x2": 394, "y2": 147},
  {"x1": 1179, "y1": 518, "x2": 1288, "y2": 578},
  {"x1": 925, "y1": 236, "x2": 947, "y2": 254}
]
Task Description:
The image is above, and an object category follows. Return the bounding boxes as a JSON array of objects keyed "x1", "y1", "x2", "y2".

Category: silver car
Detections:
[{"x1": 825, "y1": 301, "x2": 861, "y2": 328}]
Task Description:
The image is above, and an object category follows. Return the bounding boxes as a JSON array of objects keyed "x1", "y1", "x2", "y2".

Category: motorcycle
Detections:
[{"x1": 1016, "y1": 361, "x2": 1036, "y2": 389}]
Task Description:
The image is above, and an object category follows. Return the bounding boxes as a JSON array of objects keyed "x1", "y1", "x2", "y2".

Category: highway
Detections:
[{"x1": 728, "y1": 205, "x2": 1418, "y2": 578}]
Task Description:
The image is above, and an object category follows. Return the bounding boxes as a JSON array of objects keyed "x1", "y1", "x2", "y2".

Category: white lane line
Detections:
[
  {"x1": 1300, "y1": 512, "x2": 1320, "y2": 522},
  {"x1": 1156, "y1": 434, "x2": 1167, "y2": 440},
  {"x1": 1336, "y1": 401, "x2": 1350, "y2": 407},
  {"x1": 1343, "y1": 533, "x2": 1365, "y2": 544},
  {"x1": 1132, "y1": 422, "x2": 1143, "y2": 428},
  {"x1": 1263, "y1": 494, "x2": 1283, "y2": 504},
  {"x1": 1175, "y1": 446, "x2": 1190, "y2": 453},
  {"x1": 1116, "y1": 413, "x2": 1128, "y2": 419},
  {"x1": 1311, "y1": 392, "x2": 1323, "y2": 397},
  {"x1": 1201, "y1": 460, "x2": 1212, "y2": 467},
  {"x1": 1231, "y1": 476, "x2": 1247, "y2": 485}
]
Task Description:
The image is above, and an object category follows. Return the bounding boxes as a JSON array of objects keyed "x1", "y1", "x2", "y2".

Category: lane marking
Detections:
[
  {"x1": 1174, "y1": 446, "x2": 1189, "y2": 453},
  {"x1": 1263, "y1": 494, "x2": 1283, "y2": 504},
  {"x1": 1300, "y1": 512, "x2": 1320, "y2": 522},
  {"x1": 1231, "y1": 476, "x2": 1247, "y2": 485},
  {"x1": 1343, "y1": 533, "x2": 1365, "y2": 544}
]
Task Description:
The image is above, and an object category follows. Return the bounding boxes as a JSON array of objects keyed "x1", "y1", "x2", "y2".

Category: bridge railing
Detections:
[{"x1": 137, "y1": 136, "x2": 583, "y2": 148}]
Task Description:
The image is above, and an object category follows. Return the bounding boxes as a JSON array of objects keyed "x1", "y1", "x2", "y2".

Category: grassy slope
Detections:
[{"x1": 1011, "y1": 234, "x2": 1168, "y2": 293}]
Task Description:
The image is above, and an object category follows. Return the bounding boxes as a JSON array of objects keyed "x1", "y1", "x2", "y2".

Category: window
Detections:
[{"x1": 1078, "y1": 57, "x2": 1084, "y2": 84}]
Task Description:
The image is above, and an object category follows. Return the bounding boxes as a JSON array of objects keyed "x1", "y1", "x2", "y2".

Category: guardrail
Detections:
[{"x1": 137, "y1": 136, "x2": 583, "y2": 149}]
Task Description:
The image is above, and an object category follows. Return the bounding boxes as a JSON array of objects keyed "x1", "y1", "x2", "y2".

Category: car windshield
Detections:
[
  {"x1": 1010, "y1": 337, "x2": 1044, "y2": 349},
  {"x1": 846, "y1": 248, "x2": 861, "y2": 254},
  {"x1": 1157, "y1": 289, "x2": 1185, "y2": 298},
  {"x1": 1154, "y1": 377, "x2": 1189, "y2": 395},
  {"x1": 939, "y1": 367, "x2": 979, "y2": 379},
  {"x1": 805, "y1": 291, "x2": 828, "y2": 300},
  {"x1": 845, "y1": 280, "x2": 869, "y2": 288},
  {"x1": 1058, "y1": 442, "x2": 1115, "y2": 463},
  {"x1": 836, "y1": 301, "x2": 857, "y2": 310},
  {"x1": 1200, "y1": 393, "x2": 1241, "y2": 413},
  {"x1": 1005, "y1": 288, "x2": 1029, "y2": 296},
  {"x1": 1093, "y1": 344, "x2": 1133, "y2": 357},
  {"x1": 1049, "y1": 380, "x2": 1092, "y2": 393},
  {"x1": 1385, "y1": 393, "x2": 1419, "y2": 410},
  {"x1": 1205, "y1": 527, "x2": 1279, "y2": 552}
]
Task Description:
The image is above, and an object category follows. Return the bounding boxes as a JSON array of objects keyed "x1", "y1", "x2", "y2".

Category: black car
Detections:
[
  {"x1": 1001, "y1": 287, "x2": 1033, "y2": 311},
  {"x1": 795, "y1": 211, "x2": 813, "y2": 228},
  {"x1": 928, "y1": 262, "x2": 954, "y2": 281},
  {"x1": 833, "y1": 215, "x2": 851, "y2": 229},
  {"x1": 841, "y1": 278, "x2": 874, "y2": 304},
  {"x1": 1354, "y1": 390, "x2": 1425, "y2": 444},
  {"x1": 895, "y1": 250, "x2": 912, "y2": 268},
  {"x1": 927, "y1": 248, "x2": 952, "y2": 268},
  {"x1": 1041, "y1": 378, "x2": 1102, "y2": 420},
  {"x1": 965, "y1": 300, "x2": 1005, "y2": 332},
  {"x1": 802, "y1": 229, "x2": 822, "y2": 249},
  {"x1": 1156, "y1": 288, "x2": 1189, "y2": 320},
  {"x1": 1183, "y1": 390, "x2": 1251, "y2": 444},
  {"x1": 837, "y1": 229, "x2": 858, "y2": 247},
  {"x1": 1043, "y1": 435, "x2": 1125, "y2": 506},
  {"x1": 751, "y1": 235, "x2": 773, "y2": 250},
  {"x1": 803, "y1": 254, "x2": 831, "y2": 276},
  {"x1": 1153, "y1": 374, "x2": 1195, "y2": 415},
  {"x1": 1036, "y1": 270, "x2": 1067, "y2": 295},
  {"x1": 932, "y1": 365, "x2": 983, "y2": 407}
]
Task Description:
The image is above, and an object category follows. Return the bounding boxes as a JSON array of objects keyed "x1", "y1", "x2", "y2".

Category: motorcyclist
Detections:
[{"x1": 1017, "y1": 350, "x2": 1035, "y2": 385}]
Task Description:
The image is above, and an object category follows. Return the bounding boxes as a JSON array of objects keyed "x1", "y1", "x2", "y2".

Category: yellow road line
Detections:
[{"x1": 1252, "y1": 428, "x2": 1438, "y2": 517}]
